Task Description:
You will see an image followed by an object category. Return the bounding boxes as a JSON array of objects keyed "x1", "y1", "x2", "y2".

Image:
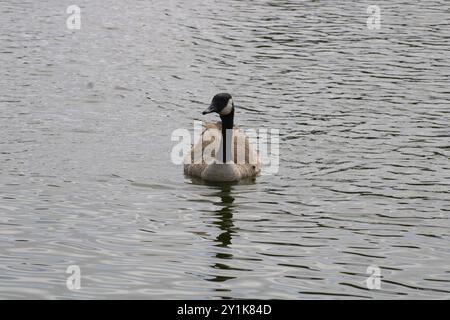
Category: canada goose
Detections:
[{"x1": 184, "y1": 93, "x2": 261, "y2": 182}]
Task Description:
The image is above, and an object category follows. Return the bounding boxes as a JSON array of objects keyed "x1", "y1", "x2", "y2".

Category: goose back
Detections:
[{"x1": 184, "y1": 122, "x2": 261, "y2": 180}]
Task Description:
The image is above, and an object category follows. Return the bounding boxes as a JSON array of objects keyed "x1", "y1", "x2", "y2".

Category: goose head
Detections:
[{"x1": 202, "y1": 93, "x2": 234, "y2": 116}]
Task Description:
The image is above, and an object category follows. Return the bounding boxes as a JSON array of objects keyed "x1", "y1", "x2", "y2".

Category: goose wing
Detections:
[{"x1": 184, "y1": 122, "x2": 261, "y2": 178}]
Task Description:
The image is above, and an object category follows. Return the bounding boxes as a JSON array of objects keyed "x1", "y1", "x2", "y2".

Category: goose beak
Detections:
[{"x1": 202, "y1": 104, "x2": 217, "y2": 115}]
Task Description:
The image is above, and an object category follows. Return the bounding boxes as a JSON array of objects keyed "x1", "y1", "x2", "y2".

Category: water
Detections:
[{"x1": 0, "y1": 0, "x2": 449, "y2": 299}]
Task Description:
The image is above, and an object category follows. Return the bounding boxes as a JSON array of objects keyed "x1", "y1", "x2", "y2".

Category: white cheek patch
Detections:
[{"x1": 220, "y1": 99, "x2": 233, "y2": 115}]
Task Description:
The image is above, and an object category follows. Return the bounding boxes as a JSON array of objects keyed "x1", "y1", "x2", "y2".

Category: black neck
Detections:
[{"x1": 220, "y1": 110, "x2": 234, "y2": 164}]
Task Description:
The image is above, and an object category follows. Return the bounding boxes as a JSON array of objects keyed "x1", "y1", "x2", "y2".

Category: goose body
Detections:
[{"x1": 184, "y1": 93, "x2": 261, "y2": 182}]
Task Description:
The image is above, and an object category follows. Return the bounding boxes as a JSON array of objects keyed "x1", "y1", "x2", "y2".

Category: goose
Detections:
[{"x1": 184, "y1": 93, "x2": 261, "y2": 182}]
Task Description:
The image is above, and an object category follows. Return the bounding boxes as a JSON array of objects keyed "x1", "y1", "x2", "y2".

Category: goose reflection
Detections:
[
  {"x1": 212, "y1": 184, "x2": 235, "y2": 249},
  {"x1": 209, "y1": 183, "x2": 236, "y2": 283},
  {"x1": 188, "y1": 178, "x2": 256, "y2": 286},
  {"x1": 189, "y1": 178, "x2": 254, "y2": 250},
  {"x1": 188, "y1": 179, "x2": 239, "y2": 283}
]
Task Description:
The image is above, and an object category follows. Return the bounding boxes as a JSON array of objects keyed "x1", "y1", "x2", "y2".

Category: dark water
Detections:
[{"x1": 0, "y1": 0, "x2": 449, "y2": 299}]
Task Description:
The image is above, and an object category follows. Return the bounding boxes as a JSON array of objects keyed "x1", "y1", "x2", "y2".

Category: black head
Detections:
[{"x1": 202, "y1": 93, "x2": 234, "y2": 116}]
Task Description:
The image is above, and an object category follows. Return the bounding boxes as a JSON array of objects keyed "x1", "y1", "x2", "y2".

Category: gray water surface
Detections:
[{"x1": 0, "y1": 0, "x2": 449, "y2": 299}]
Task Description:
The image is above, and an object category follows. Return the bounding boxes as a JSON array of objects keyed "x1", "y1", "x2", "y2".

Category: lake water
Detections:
[{"x1": 0, "y1": 0, "x2": 449, "y2": 299}]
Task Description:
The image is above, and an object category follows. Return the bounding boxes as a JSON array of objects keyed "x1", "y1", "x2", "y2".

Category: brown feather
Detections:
[{"x1": 184, "y1": 122, "x2": 261, "y2": 179}]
